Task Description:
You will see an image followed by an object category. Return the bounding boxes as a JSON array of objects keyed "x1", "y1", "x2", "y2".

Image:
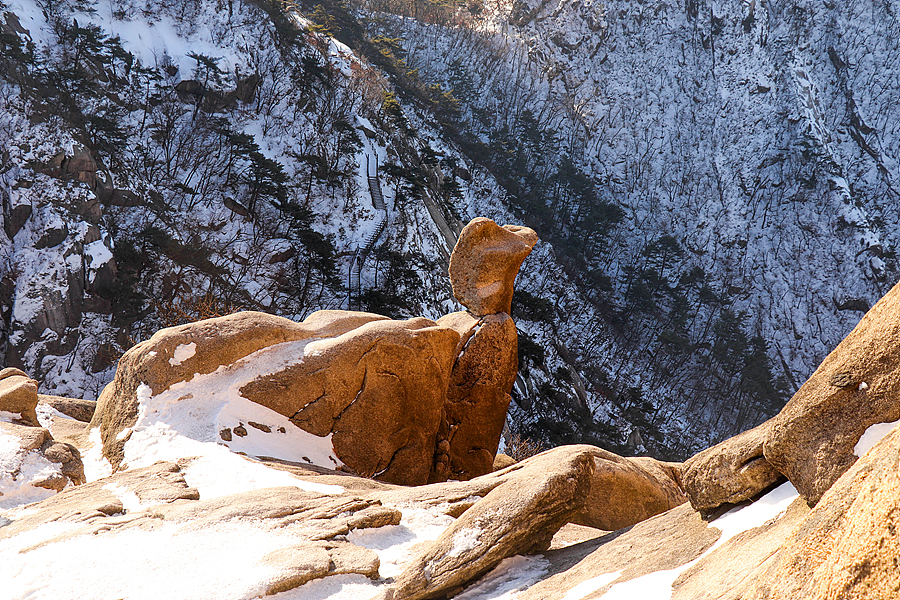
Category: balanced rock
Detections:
[
  {"x1": 764, "y1": 277, "x2": 900, "y2": 505},
  {"x1": 0, "y1": 372, "x2": 40, "y2": 426},
  {"x1": 571, "y1": 447, "x2": 687, "y2": 531},
  {"x1": 431, "y1": 311, "x2": 518, "y2": 481},
  {"x1": 448, "y1": 217, "x2": 538, "y2": 316},
  {"x1": 682, "y1": 419, "x2": 783, "y2": 513}
]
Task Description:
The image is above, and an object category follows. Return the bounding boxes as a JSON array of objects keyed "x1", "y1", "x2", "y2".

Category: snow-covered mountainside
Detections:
[
  {"x1": 2, "y1": 0, "x2": 896, "y2": 458},
  {"x1": 348, "y1": 0, "x2": 900, "y2": 452},
  {"x1": 0, "y1": 2, "x2": 455, "y2": 399}
]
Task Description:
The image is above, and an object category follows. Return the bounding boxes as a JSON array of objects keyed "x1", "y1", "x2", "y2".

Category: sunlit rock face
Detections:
[{"x1": 91, "y1": 310, "x2": 459, "y2": 486}]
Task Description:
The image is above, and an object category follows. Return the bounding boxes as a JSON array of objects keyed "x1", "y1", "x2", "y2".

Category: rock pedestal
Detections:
[{"x1": 431, "y1": 311, "x2": 518, "y2": 482}]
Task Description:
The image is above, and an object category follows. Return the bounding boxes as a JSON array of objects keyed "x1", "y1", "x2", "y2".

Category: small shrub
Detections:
[
  {"x1": 505, "y1": 433, "x2": 546, "y2": 462},
  {"x1": 151, "y1": 291, "x2": 243, "y2": 328}
]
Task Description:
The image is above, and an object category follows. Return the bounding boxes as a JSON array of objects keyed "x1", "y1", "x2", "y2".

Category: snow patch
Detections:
[
  {"x1": 597, "y1": 481, "x2": 798, "y2": 599},
  {"x1": 84, "y1": 240, "x2": 113, "y2": 284},
  {"x1": 854, "y1": 419, "x2": 900, "y2": 457},
  {"x1": 123, "y1": 339, "x2": 346, "y2": 499},
  {"x1": 448, "y1": 526, "x2": 482, "y2": 557},
  {"x1": 347, "y1": 504, "x2": 455, "y2": 578},
  {"x1": 454, "y1": 555, "x2": 553, "y2": 600},
  {"x1": 0, "y1": 516, "x2": 330, "y2": 600},
  {"x1": 101, "y1": 482, "x2": 146, "y2": 513},
  {"x1": 270, "y1": 574, "x2": 384, "y2": 600},
  {"x1": 0, "y1": 411, "x2": 22, "y2": 423},
  {"x1": 561, "y1": 572, "x2": 623, "y2": 600},
  {"x1": 706, "y1": 481, "x2": 798, "y2": 553},
  {"x1": 0, "y1": 429, "x2": 62, "y2": 510},
  {"x1": 169, "y1": 342, "x2": 197, "y2": 366}
]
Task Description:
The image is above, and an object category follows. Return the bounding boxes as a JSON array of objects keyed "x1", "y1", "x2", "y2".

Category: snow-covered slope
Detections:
[
  {"x1": 0, "y1": 0, "x2": 454, "y2": 398},
  {"x1": 352, "y1": 0, "x2": 900, "y2": 453}
]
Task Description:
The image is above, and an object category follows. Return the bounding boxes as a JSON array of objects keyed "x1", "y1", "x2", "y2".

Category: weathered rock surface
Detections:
[
  {"x1": 572, "y1": 448, "x2": 687, "y2": 531},
  {"x1": 263, "y1": 541, "x2": 381, "y2": 594},
  {"x1": 431, "y1": 311, "x2": 518, "y2": 481},
  {"x1": 671, "y1": 498, "x2": 810, "y2": 600},
  {"x1": 240, "y1": 316, "x2": 459, "y2": 486},
  {"x1": 38, "y1": 394, "x2": 96, "y2": 423},
  {"x1": 0, "y1": 373, "x2": 40, "y2": 425},
  {"x1": 0, "y1": 367, "x2": 28, "y2": 380},
  {"x1": 515, "y1": 502, "x2": 720, "y2": 600},
  {"x1": 0, "y1": 461, "x2": 198, "y2": 539},
  {"x1": 384, "y1": 445, "x2": 596, "y2": 600},
  {"x1": 741, "y1": 423, "x2": 900, "y2": 600},
  {"x1": 448, "y1": 217, "x2": 538, "y2": 316},
  {"x1": 683, "y1": 420, "x2": 784, "y2": 513},
  {"x1": 764, "y1": 277, "x2": 900, "y2": 505},
  {"x1": 94, "y1": 310, "x2": 459, "y2": 485}
]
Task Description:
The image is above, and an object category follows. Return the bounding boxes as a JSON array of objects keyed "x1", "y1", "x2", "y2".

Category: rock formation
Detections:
[
  {"x1": 431, "y1": 311, "x2": 518, "y2": 481},
  {"x1": 682, "y1": 276, "x2": 900, "y2": 510},
  {"x1": 736, "y1": 422, "x2": 900, "y2": 600},
  {"x1": 682, "y1": 420, "x2": 783, "y2": 513},
  {"x1": 240, "y1": 316, "x2": 460, "y2": 486},
  {"x1": 0, "y1": 369, "x2": 85, "y2": 503},
  {"x1": 93, "y1": 310, "x2": 458, "y2": 485},
  {"x1": 385, "y1": 446, "x2": 595, "y2": 600},
  {"x1": 763, "y1": 276, "x2": 900, "y2": 505},
  {"x1": 447, "y1": 217, "x2": 538, "y2": 317},
  {"x1": 572, "y1": 448, "x2": 687, "y2": 531},
  {"x1": 0, "y1": 368, "x2": 40, "y2": 426},
  {"x1": 428, "y1": 217, "x2": 538, "y2": 482},
  {"x1": 9, "y1": 240, "x2": 900, "y2": 600},
  {"x1": 92, "y1": 217, "x2": 538, "y2": 486}
]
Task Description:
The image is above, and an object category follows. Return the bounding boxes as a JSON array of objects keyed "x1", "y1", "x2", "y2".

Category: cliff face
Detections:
[{"x1": 0, "y1": 0, "x2": 454, "y2": 402}]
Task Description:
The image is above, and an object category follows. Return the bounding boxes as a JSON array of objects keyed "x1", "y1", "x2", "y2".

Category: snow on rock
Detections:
[
  {"x1": 80, "y1": 427, "x2": 113, "y2": 482},
  {"x1": 123, "y1": 339, "x2": 343, "y2": 476},
  {"x1": 705, "y1": 481, "x2": 799, "y2": 553},
  {"x1": 347, "y1": 504, "x2": 456, "y2": 578},
  {"x1": 454, "y1": 556, "x2": 554, "y2": 600},
  {"x1": 596, "y1": 481, "x2": 798, "y2": 600},
  {"x1": 83, "y1": 239, "x2": 113, "y2": 284},
  {"x1": 0, "y1": 515, "x2": 330, "y2": 600},
  {"x1": 98, "y1": 338, "x2": 356, "y2": 501},
  {"x1": 168, "y1": 342, "x2": 197, "y2": 366},
  {"x1": 854, "y1": 419, "x2": 900, "y2": 457},
  {"x1": 0, "y1": 428, "x2": 62, "y2": 510},
  {"x1": 448, "y1": 526, "x2": 483, "y2": 557}
]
